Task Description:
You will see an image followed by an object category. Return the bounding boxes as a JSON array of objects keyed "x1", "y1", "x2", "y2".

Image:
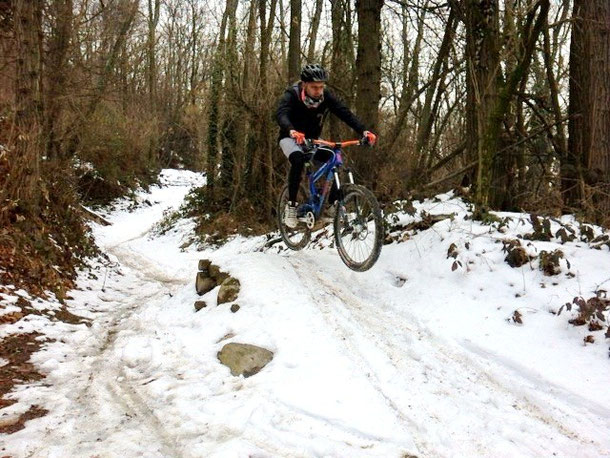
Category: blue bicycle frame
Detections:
[{"x1": 302, "y1": 145, "x2": 354, "y2": 218}]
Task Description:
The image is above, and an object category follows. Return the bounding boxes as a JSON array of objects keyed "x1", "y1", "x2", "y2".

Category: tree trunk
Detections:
[
  {"x1": 330, "y1": 0, "x2": 354, "y2": 140},
  {"x1": 5, "y1": 0, "x2": 43, "y2": 218},
  {"x1": 464, "y1": 0, "x2": 549, "y2": 208},
  {"x1": 189, "y1": 0, "x2": 200, "y2": 105},
  {"x1": 219, "y1": 0, "x2": 239, "y2": 201},
  {"x1": 234, "y1": 0, "x2": 259, "y2": 209},
  {"x1": 354, "y1": 0, "x2": 383, "y2": 185},
  {"x1": 147, "y1": 0, "x2": 160, "y2": 107},
  {"x1": 307, "y1": 0, "x2": 323, "y2": 62},
  {"x1": 490, "y1": 1, "x2": 549, "y2": 209},
  {"x1": 45, "y1": 0, "x2": 73, "y2": 161},
  {"x1": 288, "y1": 0, "x2": 301, "y2": 83},
  {"x1": 566, "y1": 0, "x2": 610, "y2": 226},
  {"x1": 464, "y1": 0, "x2": 500, "y2": 206},
  {"x1": 206, "y1": 0, "x2": 231, "y2": 203},
  {"x1": 252, "y1": 0, "x2": 278, "y2": 215}
]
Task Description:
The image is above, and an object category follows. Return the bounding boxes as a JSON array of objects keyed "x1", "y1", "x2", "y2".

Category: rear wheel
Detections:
[
  {"x1": 334, "y1": 184, "x2": 383, "y2": 271},
  {"x1": 277, "y1": 184, "x2": 311, "y2": 250}
]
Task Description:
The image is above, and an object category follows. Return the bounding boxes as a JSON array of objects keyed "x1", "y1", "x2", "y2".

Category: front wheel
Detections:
[
  {"x1": 334, "y1": 184, "x2": 383, "y2": 271},
  {"x1": 277, "y1": 184, "x2": 311, "y2": 250}
]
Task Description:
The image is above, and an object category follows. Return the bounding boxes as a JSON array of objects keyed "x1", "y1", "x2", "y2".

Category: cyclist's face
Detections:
[{"x1": 304, "y1": 82, "x2": 325, "y2": 99}]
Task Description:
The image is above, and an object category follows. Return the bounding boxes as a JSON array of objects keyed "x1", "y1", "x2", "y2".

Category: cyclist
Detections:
[{"x1": 276, "y1": 63, "x2": 377, "y2": 228}]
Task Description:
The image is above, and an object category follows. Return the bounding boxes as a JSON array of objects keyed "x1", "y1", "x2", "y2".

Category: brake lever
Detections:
[{"x1": 360, "y1": 137, "x2": 370, "y2": 147}]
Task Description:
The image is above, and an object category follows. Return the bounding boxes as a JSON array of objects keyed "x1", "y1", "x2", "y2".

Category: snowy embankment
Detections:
[{"x1": 1, "y1": 169, "x2": 610, "y2": 457}]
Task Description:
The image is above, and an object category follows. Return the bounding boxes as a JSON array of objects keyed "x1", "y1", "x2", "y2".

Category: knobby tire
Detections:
[{"x1": 333, "y1": 184, "x2": 383, "y2": 272}]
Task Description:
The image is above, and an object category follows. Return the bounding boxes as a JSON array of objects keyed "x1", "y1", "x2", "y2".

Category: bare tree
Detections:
[
  {"x1": 329, "y1": 0, "x2": 355, "y2": 140},
  {"x1": 4, "y1": 0, "x2": 43, "y2": 218},
  {"x1": 230, "y1": 0, "x2": 259, "y2": 210},
  {"x1": 307, "y1": 0, "x2": 323, "y2": 62},
  {"x1": 460, "y1": 0, "x2": 549, "y2": 208},
  {"x1": 206, "y1": 0, "x2": 233, "y2": 202},
  {"x1": 288, "y1": 0, "x2": 301, "y2": 82},
  {"x1": 413, "y1": 5, "x2": 457, "y2": 182},
  {"x1": 354, "y1": 0, "x2": 384, "y2": 184},
  {"x1": 219, "y1": 0, "x2": 240, "y2": 200},
  {"x1": 250, "y1": 0, "x2": 278, "y2": 214},
  {"x1": 462, "y1": 0, "x2": 500, "y2": 205},
  {"x1": 386, "y1": 1, "x2": 428, "y2": 155},
  {"x1": 45, "y1": 0, "x2": 74, "y2": 160},
  {"x1": 566, "y1": 0, "x2": 610, "y2": 226},
  {"x1": 147, "y1": 0, "x2": 160, "y2": 106}
]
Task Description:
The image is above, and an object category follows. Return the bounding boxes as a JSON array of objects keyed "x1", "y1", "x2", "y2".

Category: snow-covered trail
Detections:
[
  {"x1": 7, "y1": 172, "x2": 203, "y2": 457},
  {"x1": 288, "y1": 255, "x2": 610, "y2": 457},
  {"x1": 3, "y1": 169, "x2": 610, "y2": 457}
]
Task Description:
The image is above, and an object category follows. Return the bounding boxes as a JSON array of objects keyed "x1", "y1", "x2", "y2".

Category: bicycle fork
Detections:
[
  {"x1": 334, "y1": 167, "x2": 355, "y2": 190},
  {"x1": 337, "y1": 168, "x2": 364, "y2": 234}
]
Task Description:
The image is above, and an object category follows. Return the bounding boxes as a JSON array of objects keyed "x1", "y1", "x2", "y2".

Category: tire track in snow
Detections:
[
  {"x1": 317, "y1": 266, "x2": 607, "y2": 456},
  {"x1": 459, "y1": 339, "x2": 610, "y2": 421},
  {"x1": 62, "y1": 231, "x2": 299, "y2": 458},
  {"x1": 288, "y1": 256, "x2": 609, "y2": 457},
  {"x1": 86, "y1": 234, "x2": 188, "y2": 457},
  {"x1": 107, "y1": 237, "x2": 185, "y2": 286},
  {"x1": 287, "y1": 257, "x2": 433, "y2": 457},
  {"x1": 24, "y1": 222, "x2": 186, "y2": 457}
]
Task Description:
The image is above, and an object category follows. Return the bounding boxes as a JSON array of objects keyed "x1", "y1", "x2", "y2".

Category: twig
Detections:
[{"x1": 424, "y1": 115, "x2": 571, "y2": 189}]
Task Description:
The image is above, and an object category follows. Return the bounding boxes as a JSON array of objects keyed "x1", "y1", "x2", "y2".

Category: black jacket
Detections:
[{"x1": 276, "y1": 83, "x2": 366, "y2": 141}]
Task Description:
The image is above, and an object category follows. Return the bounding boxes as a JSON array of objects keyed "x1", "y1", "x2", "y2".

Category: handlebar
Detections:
[
  {"x1": 306, "y1": 138, "x2": 371, "y2": 149},
  {"x1": 313, "y1": 139, "x2": 361, "y2": 148}
]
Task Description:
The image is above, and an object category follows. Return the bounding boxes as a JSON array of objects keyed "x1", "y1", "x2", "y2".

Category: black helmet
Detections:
[{"x1": 300, "y1": 64, "x2": 328, "y2": 82}]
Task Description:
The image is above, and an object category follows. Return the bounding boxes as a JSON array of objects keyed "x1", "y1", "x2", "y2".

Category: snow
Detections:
[{"x1": 1, "y1": 169, "x2": 609, "y2": 457}]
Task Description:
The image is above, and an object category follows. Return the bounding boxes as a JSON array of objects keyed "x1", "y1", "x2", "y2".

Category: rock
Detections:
[
  {"x1": 217, "y1": 277, "x2": 240, "y2": 304},
  {"x1": 209, "y1": 264, "x2": 229, "y2": 284},
  {"x1": 217, "y1": 343, "x2": 273, "y2": 377},
  {"x1": 208, "y1": 264, "x2": 220, "y2": 277},
  {"x1": 195, "y1": 272, "x2": 217, "y2": 295},
  {"x1": 198, "y1": 259, "x2": 212, "y2": 272},
  {"x1": 230, "y1": 304, "x2": 240, "y2": 313},
  {"x1": 194, "y1": 301, "x2": 207, "y2": 312}
]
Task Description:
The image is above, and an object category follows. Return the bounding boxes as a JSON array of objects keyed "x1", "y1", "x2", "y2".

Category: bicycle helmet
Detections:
[{"x1": 300, "y1": 64, "x2": 328, "y2": 82}]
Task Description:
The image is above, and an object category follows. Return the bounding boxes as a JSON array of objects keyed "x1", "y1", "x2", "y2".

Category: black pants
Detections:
[{"x1": 288, "y1": 149, "x2": 338, "y2": 204}]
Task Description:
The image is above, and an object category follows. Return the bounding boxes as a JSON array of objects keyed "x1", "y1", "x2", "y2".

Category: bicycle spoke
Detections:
[{"x1": 334, "y1": 185, "x2": 383, "y2": 271}]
